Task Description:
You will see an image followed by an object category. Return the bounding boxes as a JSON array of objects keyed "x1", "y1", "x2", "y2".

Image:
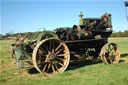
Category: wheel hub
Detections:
[{"x1": 46, "y1": 52, "x2": 57, "y2": 62}]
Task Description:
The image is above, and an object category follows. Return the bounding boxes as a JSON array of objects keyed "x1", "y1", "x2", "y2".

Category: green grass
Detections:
[
  {"x1": 0, "y1": 38, "x2": 128, "y2": 85},
  {"x1": 0, "y1": 40, "x2": 14, "y2": 65},
  {"x1": 108, "y1": 37, "x2": 128, "y2": 54}
]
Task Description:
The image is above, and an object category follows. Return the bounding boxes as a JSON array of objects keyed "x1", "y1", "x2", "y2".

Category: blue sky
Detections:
[{"x1": 1, "y1": 0, "x2": 128, "y2": 35}]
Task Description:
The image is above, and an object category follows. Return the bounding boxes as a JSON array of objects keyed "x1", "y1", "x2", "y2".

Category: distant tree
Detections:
[{"x1": 5, "y1": 31, "x2": 13, "y2": 37}]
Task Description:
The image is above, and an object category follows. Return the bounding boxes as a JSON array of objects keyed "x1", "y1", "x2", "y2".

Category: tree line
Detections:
[
  {"x1": 110, "y1": 30, "x2": 128, "y2": 37},
  {"x1": 0, "y1": 30, "x2": 128, "y2": 40}
]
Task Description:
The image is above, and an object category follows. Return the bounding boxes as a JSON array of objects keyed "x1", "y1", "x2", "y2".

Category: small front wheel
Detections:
[{"x1": 100, "y1": 43, "x2": 120, "y2": 64}]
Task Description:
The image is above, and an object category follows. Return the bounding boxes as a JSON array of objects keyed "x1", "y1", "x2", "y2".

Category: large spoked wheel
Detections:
[
  {"x1": 32, "y1": 38, "x2": 70, "y2": 75},
  {"x1": 100, "y1": 43, "x2": 120, "y2": 64}
]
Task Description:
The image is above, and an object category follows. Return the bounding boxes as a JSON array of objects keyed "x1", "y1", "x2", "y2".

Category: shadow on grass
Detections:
[
  {"x1": 121, "y1": 53, "x2": 128, "y2": 58},
  {"x1": 119, "y1": 60, "x2": 125, "y2": 63},
  {"x1": 26, "y1": 52, "x2": 128, "y2": 74},
  {"x1": 27, "y1": 68, "x2": 39, "y2": 74},
  {"x1": 66, "y1": 60, "x2": 102, "y2": 71}
]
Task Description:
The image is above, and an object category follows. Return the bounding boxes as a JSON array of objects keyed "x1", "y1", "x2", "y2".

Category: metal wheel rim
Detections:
[
  {"x1": 32, "y1": 38, "x2": 70, "y2": 75},
  {"x1": 100, "y1": 43, "x2": 120, "y2": 64}
]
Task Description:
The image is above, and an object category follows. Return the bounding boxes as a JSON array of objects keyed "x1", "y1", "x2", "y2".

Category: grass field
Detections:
[{"x1": 0, "y1": 37, "x2": 128, "y2": 85}]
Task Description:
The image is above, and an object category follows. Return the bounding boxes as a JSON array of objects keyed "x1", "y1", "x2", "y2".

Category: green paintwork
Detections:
[
  {"x1": 12, "y1": 30, "x2": 59, "y2": 68},
  {"x1": 37, "y1": 31, "x2": 59, "y2": 42},
  {"x1": 13, "y1": 45, "x2": 26, "y2": 59},
  {"x1": 13, "y1": 44, "x2": 26, "y2": 68}
]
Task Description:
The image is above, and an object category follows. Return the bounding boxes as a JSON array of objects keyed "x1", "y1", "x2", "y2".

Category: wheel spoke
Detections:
[
  {"x1": 114, "y1": 52, "x2": 119, "y2": 56},
  {"x1": 37, "y1": 60, "x2": 41, "y2": 65},
  {"x1": 38, "y1": 52, "x2": 46, "y2": 57},
  {"x1": 57, "y1": 54, "x2": 65, "y2": 57},
  {"x1": 109, "y1": 56, "x2": 113, "y2": 64},
  {"x1": 52, "y1": 64, "x2": 55, "y2": 72},
  {"x1": 108, "y1": 45, "x2": 113, "y2": 52},
  {"x1": 108, "y1": 52, "x2": 112, "y2": 57},
  {"x1": 56, "y1": 57, "x2": 66, "y2": 61},
  {"x1": 54, "y1": 63, "x2": 59, "y2": 72},
  {"x1": 47, "y1": 63, "x2": 51, "y2": 71},
  {"x1": 39, "y1": 57, "x2": 46, "y2": 60},
  {"x1": 39, "y1": 47, "x2": 47, "y2": 54},
  {"x1": 55, "y1": 43, "x2": 63, "y2": 52},
  {"x1": 44, "y1": 46, "x2": 49, "y2": 53},
  {"x1": 55, "y1": 48, "x2": 63, "y2": 55},
  {"x1": 59, "y1": 63, "x2": 64, "y2": 67},
  {"x1": 52, "y1": 40, "x2": 54, "y2": 53},
  {"x1": 106, "y1": 48, "x2": 109, "y2": 53},
  {"x1": 42, "y1": 63, "x2": 47, "y2": 72},
  {"x1": 38, "y1": 49, "x2": 45, "y2": 56},
  {"x1": 109, "y1": 45, "x2": 114, "y2": 52},
  {"x1": 38, "y1": 51, "x2": 46, "y2": 57},
  {"x1": 40, "y1": 61, "x2": 49, "y2": 64}
]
